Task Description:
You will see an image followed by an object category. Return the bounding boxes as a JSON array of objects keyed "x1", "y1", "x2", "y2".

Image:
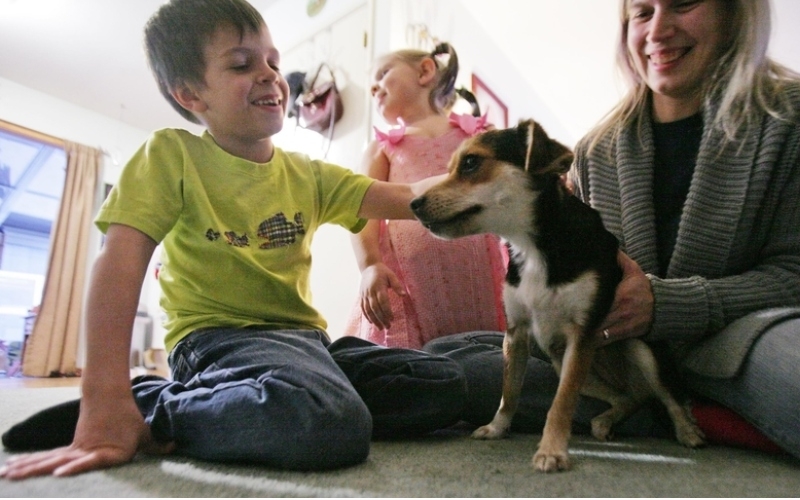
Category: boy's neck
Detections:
[{"x1": 207, "y1": 131, "x2": 276, "y2": 163}]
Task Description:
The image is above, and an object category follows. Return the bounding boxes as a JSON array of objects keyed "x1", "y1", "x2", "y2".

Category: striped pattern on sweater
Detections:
[{"x1": 569, "y1": 83, "x2": 800, "y2": 375}]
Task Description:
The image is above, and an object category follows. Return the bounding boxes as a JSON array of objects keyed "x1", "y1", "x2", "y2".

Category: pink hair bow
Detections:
[
  {"x1": 374, "y1": 119, "x2": 406, "y2": 149},
  {"x1": 449, "y1": 112, "x2": 488, "y2": 136}
]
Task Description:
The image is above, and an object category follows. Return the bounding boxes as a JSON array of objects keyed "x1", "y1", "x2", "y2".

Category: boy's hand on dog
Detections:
[
  {"x1": 359, "y1": 263, "x2": 407, "y2": 330},
  {"x1": 597, "y1": 251, "x2": 654, "y2": 344}
]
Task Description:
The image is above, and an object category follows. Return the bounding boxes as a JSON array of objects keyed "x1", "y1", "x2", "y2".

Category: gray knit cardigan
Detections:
[{"x1": 570, "y1": 82, "x2": 800, "y2": 379}]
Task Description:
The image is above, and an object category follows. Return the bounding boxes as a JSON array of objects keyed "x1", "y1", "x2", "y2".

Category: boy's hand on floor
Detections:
[{"x1": 0, "y1": 396, "x2": 172, "y2": 479}]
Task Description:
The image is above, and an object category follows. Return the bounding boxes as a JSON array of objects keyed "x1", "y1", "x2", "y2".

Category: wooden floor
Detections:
[{"x1": 0, "y1": 375, "x2": 82, "y2": 389}]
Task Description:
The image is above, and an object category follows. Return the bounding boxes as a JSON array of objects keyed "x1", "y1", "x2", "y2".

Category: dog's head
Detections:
[{"x1": 411, "y1": 119, "x2": 573, "y2": 240}]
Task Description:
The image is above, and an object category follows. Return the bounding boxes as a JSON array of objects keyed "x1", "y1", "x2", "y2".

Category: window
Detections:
[{"x1": 0, "y1": 126, "x2": 66, "y2": 349}]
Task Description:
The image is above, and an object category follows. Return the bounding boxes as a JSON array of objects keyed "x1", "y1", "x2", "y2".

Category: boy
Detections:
[{"x1": 0, "y1": 0, "x2": 465, "y2": 479}]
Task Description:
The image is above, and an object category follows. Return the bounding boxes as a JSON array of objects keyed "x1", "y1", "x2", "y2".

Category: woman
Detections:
[{"x1": 425, "y1": 0, "x2": 800, "y2": 458}]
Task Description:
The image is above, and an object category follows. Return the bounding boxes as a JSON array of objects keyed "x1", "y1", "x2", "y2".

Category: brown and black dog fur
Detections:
[{"x1": 410, "y1": 119, "x2": 704, "y2": 472}]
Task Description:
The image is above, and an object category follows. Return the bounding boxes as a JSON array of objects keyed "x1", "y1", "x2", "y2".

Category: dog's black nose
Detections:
[{"x1": 410, "y1": 196, "x2": 425, "y2": 213}]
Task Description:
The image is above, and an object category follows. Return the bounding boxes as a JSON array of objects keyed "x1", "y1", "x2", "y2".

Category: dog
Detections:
[{"x1": 410, "y1": 119, "x2": 705, "y2": 472}]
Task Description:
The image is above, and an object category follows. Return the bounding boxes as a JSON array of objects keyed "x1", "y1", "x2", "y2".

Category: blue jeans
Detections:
[
  {"x1": 683, "y1": 318, "x2": 800, "y2": 459},
  {"x1": 422, "y1": 331, "x2": 674, "y2": 438},
  {"x1": 131, "y1": 329, "x2": 466, "y2": 470}
]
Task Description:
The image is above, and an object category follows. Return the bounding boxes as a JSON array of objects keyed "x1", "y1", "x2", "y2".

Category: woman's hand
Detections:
[
  {"x1": 596, "y1": 251, "x2": 654, "y2": 344},
  {"x1": 359, "y1": 263, "x2": 407, "y2": 330}
]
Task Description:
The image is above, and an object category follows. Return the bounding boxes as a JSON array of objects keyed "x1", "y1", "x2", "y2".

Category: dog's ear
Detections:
[{"x1": 520, "y1": 120, "x2": 574, "y2": 176}]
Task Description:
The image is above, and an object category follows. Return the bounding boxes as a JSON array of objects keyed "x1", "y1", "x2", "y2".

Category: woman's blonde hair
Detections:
[
  {"x1": 587, "y1": 0, "x2": 799, "y2": 152},
  {"x1": 381, "y1": 42, "x2": 460, "y2": 113}
]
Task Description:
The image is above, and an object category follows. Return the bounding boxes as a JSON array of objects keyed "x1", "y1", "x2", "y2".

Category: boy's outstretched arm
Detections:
[
  {"x1": 351, "y1": 141, "x2": 407, "y2": 329},
  {"x1": 0, "y1": 224, "x2": 170, "y2": 480},
  {"x1": 357, "y1": 174, "x2": 447, "y2": 220}
]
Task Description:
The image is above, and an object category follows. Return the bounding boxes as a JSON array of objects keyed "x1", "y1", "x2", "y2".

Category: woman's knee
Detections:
[
  {"x1": 685, "y1": 319, "x2": 800, "y2": 458},
  {"x1": 366, "y1": 354, "x2": 468, "y2": 437}
]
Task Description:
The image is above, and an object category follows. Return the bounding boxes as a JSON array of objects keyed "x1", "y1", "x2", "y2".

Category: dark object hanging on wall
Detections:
[
  {"x1": 285, "y1": 71, "x2": 307, "y2": 119},
  {"x1": 283, "y1": 63, "x2": 344, "y2": 158},
  {"x1": 296, "y1": 63, "x2": 344, "y2": 136}
]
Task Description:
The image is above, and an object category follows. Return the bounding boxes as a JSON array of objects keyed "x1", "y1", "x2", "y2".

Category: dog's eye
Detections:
[{"x1": 460, "y1": 155, "x2": 482, "y2": 175}]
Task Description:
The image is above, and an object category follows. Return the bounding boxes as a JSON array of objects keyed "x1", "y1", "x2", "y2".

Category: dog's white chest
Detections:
[{"x1": 504, "y1": 248, "x2": 599, "y2": 349}]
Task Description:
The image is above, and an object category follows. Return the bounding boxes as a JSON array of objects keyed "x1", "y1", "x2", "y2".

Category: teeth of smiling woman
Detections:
[
  {"x1": 254, "y1": 98, "x2": 279, "y2": 106},
  {"x1": 650, "y1": 48, "x2": 688, "y2": 65}
]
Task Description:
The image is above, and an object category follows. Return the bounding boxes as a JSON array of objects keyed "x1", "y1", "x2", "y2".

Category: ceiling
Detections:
[
  {"x1": 0, "y1": 0, "x2": 339, "y2": 236},
  {"x1": 0, "y1": 0, "x2": 285, "y2": 133}
]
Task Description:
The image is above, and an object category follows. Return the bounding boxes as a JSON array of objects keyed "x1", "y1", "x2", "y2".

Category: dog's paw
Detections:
[
  {"x1": 472, "y1": 423, "x2": 507, "y2": 440},
  {"x1": 674, "y1": 404, "x2": 706, "y2": 448},
  {"x1": 675, "y1": 421, "x2": 706, "y2": 448},
  {"x1": 532, "y1": 449, "x2": 571, "y2": 472},
  {"x1": 590, "y1": 415, "x2": 614, "y2": 442},
  {"x1": 592, "y1": 415, "x2": 613, "y2": 441}
]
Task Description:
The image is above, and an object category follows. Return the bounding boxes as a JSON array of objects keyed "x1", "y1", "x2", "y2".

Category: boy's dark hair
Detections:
[{"x1": 144, "y1": 0, "x2": 265, "y2": 124}]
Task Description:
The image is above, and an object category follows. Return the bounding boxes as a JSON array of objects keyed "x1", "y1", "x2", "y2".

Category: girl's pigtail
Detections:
[
  {"x1": 456, "y1": 87, "x2": 481, "y2": 117},
  {"x1": 430, "y1": 42, "x2": 459, "y2": 112}
]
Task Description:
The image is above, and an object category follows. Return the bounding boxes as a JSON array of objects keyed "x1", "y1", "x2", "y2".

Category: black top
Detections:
[{"x1": 652, "y1": 112, "x2": 703, "y2": 276}]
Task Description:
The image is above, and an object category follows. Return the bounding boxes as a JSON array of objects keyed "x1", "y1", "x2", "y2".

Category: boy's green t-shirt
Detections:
[{"x1": 96, "y1": 128, "x2": 374, "y2": 352}]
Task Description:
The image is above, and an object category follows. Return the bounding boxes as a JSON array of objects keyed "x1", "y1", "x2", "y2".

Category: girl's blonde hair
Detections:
[
  {"x1": 587, "y1": 0, "x2": 799, "y2": 152},
  {"x1": 383, "y1": 42, "x2": 459, "y2": 113}
]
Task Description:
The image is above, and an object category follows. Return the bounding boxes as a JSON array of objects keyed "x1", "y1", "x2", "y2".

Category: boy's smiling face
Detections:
[{"x1": 174, "y1": 23, "x2": 289, "y2": 163}]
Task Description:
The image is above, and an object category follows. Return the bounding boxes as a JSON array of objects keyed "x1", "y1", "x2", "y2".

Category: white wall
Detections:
[{"x1": 273, "y1": 3, "x2": 372, "y2": 339}]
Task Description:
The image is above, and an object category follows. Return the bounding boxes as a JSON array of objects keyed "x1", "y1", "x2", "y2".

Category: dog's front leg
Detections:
[
  {"x1": 472, "y1": 323, "x2": 530, "y2": 440},
  {"x1": 534, "y1": 326, "x2": 595, "y2": 472}
]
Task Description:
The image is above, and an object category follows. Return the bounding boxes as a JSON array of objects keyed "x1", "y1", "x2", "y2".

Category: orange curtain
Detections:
[{"x1": 23, "y1": 141, "x2": 101, "y2": 377}]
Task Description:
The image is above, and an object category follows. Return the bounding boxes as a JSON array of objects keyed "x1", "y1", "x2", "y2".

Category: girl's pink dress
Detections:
[{"x1": 344, "y1": 116, "x2": 507, "y2": 349}]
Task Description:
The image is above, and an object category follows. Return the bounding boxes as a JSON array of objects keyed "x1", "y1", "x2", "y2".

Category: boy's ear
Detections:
[
  {"x1": 418, "y1": 57, "x2": 437, "y2": 86},
  {"x1": 170, "y1": 83, "x2": 208, "y2": 114}
]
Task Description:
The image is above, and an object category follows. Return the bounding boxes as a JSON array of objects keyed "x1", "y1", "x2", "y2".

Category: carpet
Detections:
[{"x1": 2, "y1": 386, "x2": 800, "y2": 497}]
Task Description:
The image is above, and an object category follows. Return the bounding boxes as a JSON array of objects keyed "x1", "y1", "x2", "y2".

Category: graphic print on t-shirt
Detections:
[
  {"x1": 258, "y1": 212, "x2": 306, "y2": 249},
  {"x1": 206, "y1": 212, "x2": 306, "y2": 250}
]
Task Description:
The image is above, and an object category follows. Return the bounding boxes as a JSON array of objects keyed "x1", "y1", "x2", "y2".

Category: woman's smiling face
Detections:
[{"x1": 625, "y1": 0, "x2": 731, "y2": 121}]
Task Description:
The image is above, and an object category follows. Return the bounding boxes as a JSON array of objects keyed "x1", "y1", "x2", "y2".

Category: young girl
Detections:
[{"x1": 344, "y1": 43, "x2": 507, "y2": 349}]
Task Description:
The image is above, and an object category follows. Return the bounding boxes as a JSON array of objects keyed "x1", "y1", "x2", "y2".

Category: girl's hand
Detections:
[
  {"x1": 596, "y1": 251, "x2": 654, "y2": 344},
  {"x1": 0, "y1": 394, "x2": 173, "y2": 479},
  {"x1": 359, "y1": 263, "x2": 406, "y2": 330}
]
